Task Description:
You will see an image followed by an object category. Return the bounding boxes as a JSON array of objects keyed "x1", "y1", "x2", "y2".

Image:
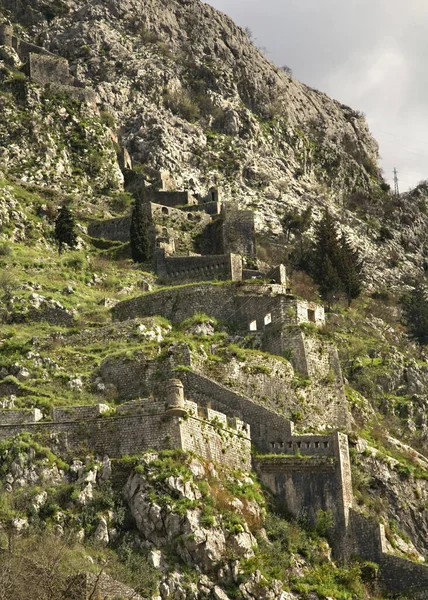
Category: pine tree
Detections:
[
  {"x1": 402, "y1": 282, "x2": 428, "y2": 346},
  {"x1": 311, "y1": 210, "x2": 363, "y2": 306},
  {"x1": 130, "y1": 195, "x2": 151, "y2": 263},
  {"x1": 54, "y1": 205, "x2": 77, "y2": 255}
]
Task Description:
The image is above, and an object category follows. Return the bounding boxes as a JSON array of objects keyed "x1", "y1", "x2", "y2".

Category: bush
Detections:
[{"x1": 164, "y1": 90, "x2": 200, "y2": 122}]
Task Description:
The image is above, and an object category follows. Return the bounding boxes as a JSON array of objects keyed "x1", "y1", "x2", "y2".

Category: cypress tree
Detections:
[
  {"x1": 54, "y1": 205, "x2": 77, "y2": 255},
  {"x1": 311, "y1": 209, "x2": 342, "y2": 305},
  {"x1": 338, "y1": 234, "x2": 363, "y2": 305},
  {"x1": 130, "y1": 196, "x2": 151, "y2": 263},
  {"x1": 402, "y1": 282, "x2": 428, "y2": 346}
]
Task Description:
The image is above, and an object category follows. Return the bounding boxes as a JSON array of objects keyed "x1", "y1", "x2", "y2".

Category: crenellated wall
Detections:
[
  {"x1": 0, "y1": 393, "x2": 251, "y2": 471},
  {"x1": 350, "y1": 510, "x2": 428, "y2": 597},
  {"x1": 254, "y1": 431, "x2": 353, "y2": 559}
]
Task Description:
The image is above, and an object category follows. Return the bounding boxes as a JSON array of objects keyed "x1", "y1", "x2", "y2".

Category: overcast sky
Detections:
[{"x1": 207, "y1": 0, "x2": 428, "y2": 191}]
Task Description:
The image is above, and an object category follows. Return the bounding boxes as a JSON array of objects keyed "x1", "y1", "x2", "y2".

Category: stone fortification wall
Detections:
[
  {"x1": 113, "y1": 283, "x2": 308, "y2": 333},
  {"x1": 26, "y1": 53, "x2": 74, "y2": 86},
  {"x1": 255, "y1": 431, "x2": 353, "y2": 559},
  {"x1": 95, "y1": 352, "x2": 294, "y2": 454},
  {"x1": 0, "y1": 396, "x2": 251, "y2": 470},
  {"x1": 97, "y1": 352, "x2": 160, "y2": 400},
  {"x1": 182, "y1": 400, "x2": 251, "y2": 470},
  {"x1": 147, "y1": 189, "x2": 198, "y2": 207},
  {"x1": 350, "y1": 510, "x2": 428, "y2": 597},
  {"x1": 263, "y1": 327, "x2": 350, "y2": 430},
  {"x1": 52, "y1": 404, "x2": 110, "y2": 422},
  {"x1": 87, "y1": 203, "x2": 210, "y2": 256},
  {"x1": 0, "y1": 408, "x2": 42, "y2": 424},
  {"x1": 88, "y1": 216, "x2": 131, "y2": 243},
  {"x1": 200, "y1": 208, "x2": 256, "y2": 259},
  {"x1": 155, "y1": 250, "x2": 243, "y2": 282},
  {"x1": 180, "y1": 370, "x2": 294, "y2": 453},
  {"x1": 221, "y1": 207, "x2": 256, "y2": 259},
  {"x1": 183, "y1": 201, "x2": 221, "y2": 215}
]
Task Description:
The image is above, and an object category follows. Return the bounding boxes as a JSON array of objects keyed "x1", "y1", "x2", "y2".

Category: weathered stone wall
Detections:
[
  {"x1": 221, "y1": 207, "x2": 256, "y2": 259},
  {"x1": 52, "y1": 405, "x2": 109, "y2": 422},
  {"x1": 88, "y1": 216, "x2": 131, "y2": 243},
  {"x1": 96, "y1": 352, "x2": 160, "y2": 400},
  {"x1": 0, "y1": 398, "x2": 251, "y2": 470},
  {"x1": 181, "y1": 370, "x2": 294, "y2": 453},
  {"x1": 0, "y1": 408, "x2": 42, "y2": 424},
  {"x1": 181, "y1": 400, "x2": 251, "y2": 470},
  {"x1": 350, "y1": 510, "x2": 428, "y2": 597},
  {"x1": 254, "y1": 432, "x2": 353, "y2": 559},
  {"x1": 27, "y1": 53, "x2": 73, "y2": 86},
  {"x1": 113, "y1": 283, "x2": 291, "y2": 330},
  {"x1": 155, "y1": 250, "x2": 243, "y2": 282},
  {"x1": 200, "y1": 208, "x2": 256, "y2": 259},
  {"x1": 146, "y1": 189, "x2": 198, "y2": 207}
]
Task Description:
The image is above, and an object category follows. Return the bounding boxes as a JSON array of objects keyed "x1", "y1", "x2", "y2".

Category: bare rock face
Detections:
[{"x1": 3, "y1": 0, "x2": 379, "y2": 222}]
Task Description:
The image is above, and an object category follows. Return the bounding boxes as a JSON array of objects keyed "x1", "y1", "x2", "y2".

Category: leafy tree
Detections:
[
  {"x1": 282, "y1": 207, "x2": 312, "y2": 242},
  {"x1": 130, "y1": 195, "x2": 151, "y2": 263},
  {"x1": 54, "y1": 206, "x2": 77, "y2": 255},
  {"x1": 402, "y1": 282, "x2": 428, "y2": 345}
]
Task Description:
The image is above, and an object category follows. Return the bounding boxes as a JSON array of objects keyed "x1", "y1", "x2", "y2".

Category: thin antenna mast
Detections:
[{"x1": 393, "y1": 168, "x2": 400, "y2": 197}]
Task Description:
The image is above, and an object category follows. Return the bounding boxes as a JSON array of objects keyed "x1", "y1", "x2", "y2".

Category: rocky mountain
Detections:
[{"x1": 1, "y1": 0, "x2": 428, "y2": 599}]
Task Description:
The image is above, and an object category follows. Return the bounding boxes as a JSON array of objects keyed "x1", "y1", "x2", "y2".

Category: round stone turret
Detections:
[
  {"x1": 0, "y1": 23, "x2": 13, "y2": 47},
  {"x1": 165, "y1": 379, "x2": 187, "y2": 417}
]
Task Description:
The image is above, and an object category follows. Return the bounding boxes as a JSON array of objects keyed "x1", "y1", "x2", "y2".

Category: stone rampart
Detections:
[
  {"x1": 180, "y1": 370, "x2": 294, "y2": 453},
  {"x1": 155, "y1": 250, "x2": 243, "y2": 282},
  {"x1": 0, "y1": 393, "x2": 251, "y2": 470},
  {"x1": 88, "y1": 216, "x2": 131, "y2": 243},
  {"x1": 254, "y1": 431, "x2": 353, "y2": 559},
  {"x1": 350, "y1": 510, "x2": 428, "y2": 597},
  {"x1": 0, "y1": 25, "x2": 96, "y2": 98},
  {"x1": 52, "y1": 404, "x2": 110, "y2": 422},
  {"x1": 200, "y1": 207, "x2": 256, "y2": 259},
  {"x1": 112, "y1": 283, "x2": 316, "y2": 333},
  {"x1": 0, "y1": 408, "x2": 42, "y2": 424},
  {"x1": 146, "y1": 189, "x2": 198, "y2": 207}
]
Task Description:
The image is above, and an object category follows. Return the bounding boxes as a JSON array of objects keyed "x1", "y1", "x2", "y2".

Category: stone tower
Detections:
[{"x1": 0, "y1": 23, "x2": 13, "y2": 47}]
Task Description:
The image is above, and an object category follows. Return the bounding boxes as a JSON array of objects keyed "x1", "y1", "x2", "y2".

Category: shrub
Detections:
[{"x1": 163, "y1": 90, "x2": 200, "y2": 122}]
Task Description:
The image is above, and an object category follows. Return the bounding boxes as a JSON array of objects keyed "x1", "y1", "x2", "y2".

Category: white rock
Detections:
[
  {"x1": 213, "y1": 586, "x2": 230, "y2": 600},
  {"x1": 94, "y1": 517, "x2": 109, "y2": 546},
  {"x1": 77, "y1": 483, "x2": 94, "y2": 506},
  {"x1": 31, "y1": 491, "x2": 48, "y2": 512}
]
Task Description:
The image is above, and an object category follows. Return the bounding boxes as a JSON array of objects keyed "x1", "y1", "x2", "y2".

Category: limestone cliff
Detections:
[{"x1": 1, "y1": 1, "x2": 428, "y2": 598}]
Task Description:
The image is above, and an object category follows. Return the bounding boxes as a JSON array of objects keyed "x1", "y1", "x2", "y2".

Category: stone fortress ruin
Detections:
[
  {"x1": 0, "y1": 20, "x2": 96, "y2": 104},
  {"x1": 3, "y1": 171, "x2": 428, "y2": 595}
]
